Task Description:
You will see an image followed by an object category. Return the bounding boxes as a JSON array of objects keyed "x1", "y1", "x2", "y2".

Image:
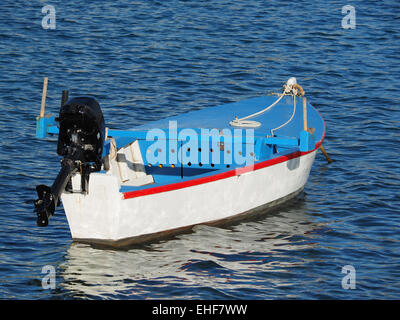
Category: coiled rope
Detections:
[{"x1": 229, "y1": 78, "x2": 305, "y2": 136}]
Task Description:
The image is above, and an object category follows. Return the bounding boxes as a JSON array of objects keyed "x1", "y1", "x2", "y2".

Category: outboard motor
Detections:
[{"x1": 34, "y1": 97, "x2": 105, "y2": 227}]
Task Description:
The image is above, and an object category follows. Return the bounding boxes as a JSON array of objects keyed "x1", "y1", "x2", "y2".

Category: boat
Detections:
[{"x1": 34, "y1": 77, "x2": 327, "y2": 247}]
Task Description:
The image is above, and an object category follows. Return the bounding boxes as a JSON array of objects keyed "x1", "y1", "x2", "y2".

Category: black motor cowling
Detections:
[
  {"x1": 57, "y1": 97, "x2": 105, "y2": 168},
  {"x1": 34, "y1": 97, "x2": 105, "y2": 227}
]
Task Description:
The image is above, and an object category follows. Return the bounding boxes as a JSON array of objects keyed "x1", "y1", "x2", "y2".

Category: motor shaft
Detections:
[{"x1": 34, "y1": 159, "x2": 78, "y2": 226}]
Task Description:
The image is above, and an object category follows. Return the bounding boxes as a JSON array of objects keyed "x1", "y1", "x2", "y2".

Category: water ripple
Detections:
[{"x1": 0, "y1": 0, "x2": 399, "y2": 299}]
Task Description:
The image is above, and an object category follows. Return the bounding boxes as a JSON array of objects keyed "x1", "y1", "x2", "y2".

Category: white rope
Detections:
[
  {"x1": 233, "y1": 93, "x2": 286, "y2": 121},
  {"x1": 229, "y1": 88, "x2": 289, "y2": 128},
  {"x1": 270, "y1": 94, "x2": 296, "y2": 136},
  {"x1": 229, "y1": 78, "x2": 304, "y2": 135},
  {"x1": 229, "y1": 119, "x2": 262, "y2": 128}
]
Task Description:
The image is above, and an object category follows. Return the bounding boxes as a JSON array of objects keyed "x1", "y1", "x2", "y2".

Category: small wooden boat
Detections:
[{"x1": 34, "y1": 78, "x2": 327, "y2": 247}]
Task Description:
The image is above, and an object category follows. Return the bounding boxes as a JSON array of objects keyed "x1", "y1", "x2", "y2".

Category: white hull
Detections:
[{"x1": 61, "y1": 149, "x2": 317, "y2": 247}]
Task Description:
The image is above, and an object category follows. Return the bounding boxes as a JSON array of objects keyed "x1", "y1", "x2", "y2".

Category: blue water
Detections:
[{"x1": 0, "y1": 0, "x2": 399, "y2": 299}]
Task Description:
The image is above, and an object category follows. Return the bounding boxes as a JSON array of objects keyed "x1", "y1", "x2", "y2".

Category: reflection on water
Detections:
[{"x1": 58, "y1": 195, "x2": 328, "y2": 299}]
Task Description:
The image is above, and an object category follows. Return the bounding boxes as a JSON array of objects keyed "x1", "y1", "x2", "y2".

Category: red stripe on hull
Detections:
[{"x1": 123, "y1": 140, "x2": 323, "y2": 200}]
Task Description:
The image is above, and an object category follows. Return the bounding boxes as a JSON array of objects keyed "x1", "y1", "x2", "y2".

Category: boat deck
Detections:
[
  {"x1": 104, "y1": 95, "x2": 325, "y2": 195},
  {"x1": 112, "y1": 95, "x2": 324, "y2": 139}
]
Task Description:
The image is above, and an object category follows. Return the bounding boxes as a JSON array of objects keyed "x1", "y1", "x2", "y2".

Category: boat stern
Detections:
[{"x1": 61, "y1": 172, "x2": 122, "y2": 241}]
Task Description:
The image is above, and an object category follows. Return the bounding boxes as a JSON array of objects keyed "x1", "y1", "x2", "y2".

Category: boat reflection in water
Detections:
[{"x1": 58, "y1": 195, "x2": 328, "y2": 299}]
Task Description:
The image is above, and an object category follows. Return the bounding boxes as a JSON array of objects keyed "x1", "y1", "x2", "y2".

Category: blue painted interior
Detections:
[{"x1": 113, "y1": 95, "x2": 325, "y2": 193}]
